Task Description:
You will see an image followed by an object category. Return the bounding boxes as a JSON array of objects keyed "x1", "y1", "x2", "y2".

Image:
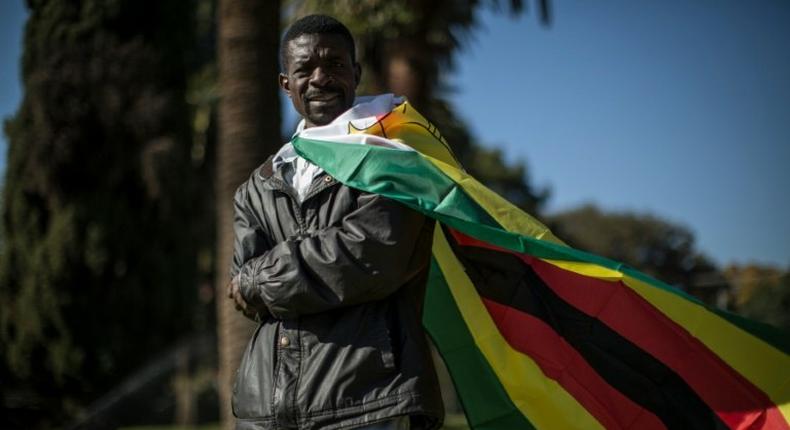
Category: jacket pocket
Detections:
[
  {"x1": 375, "y1": 305, "x2": 396, "y2": 371},
  {"x1": 232, "y1": 323, "x2": 276, "y2": 419}
]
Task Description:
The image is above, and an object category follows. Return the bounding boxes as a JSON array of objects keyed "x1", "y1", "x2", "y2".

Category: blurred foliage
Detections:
[
  {"x1": 725, "y1": 264, "x2": 790, "y2": 331},
  {"x1": 0, "y1": 0, "x2": 217, "y2": 425},
  {"x1": 548, "y1": 204, "x2": 725, "y2": 298}
]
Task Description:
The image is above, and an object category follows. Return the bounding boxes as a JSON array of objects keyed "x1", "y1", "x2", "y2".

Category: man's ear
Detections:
[
  {"x1": 278, "y1": 73, "x2": 291, "y2": 96},
  {"x1": 353, "y1": 63, "x2": 362, "y2": 88}
]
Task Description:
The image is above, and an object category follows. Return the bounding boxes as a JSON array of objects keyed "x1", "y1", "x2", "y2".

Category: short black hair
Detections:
[{"x1": 280, "y1": 14, "x2": 356, "y2": 71}]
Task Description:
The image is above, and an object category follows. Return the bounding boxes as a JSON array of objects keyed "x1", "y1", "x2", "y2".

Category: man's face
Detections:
[{"x1": 280, "y1": 33, "x2": 361, "y2": 129}]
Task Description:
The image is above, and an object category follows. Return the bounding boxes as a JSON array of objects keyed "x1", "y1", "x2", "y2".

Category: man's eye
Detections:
[{"x1": 332, "y1": 62, "x2": 344, "y2": 68}]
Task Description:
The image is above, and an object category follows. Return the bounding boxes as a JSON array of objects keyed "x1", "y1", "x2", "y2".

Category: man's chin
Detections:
[{"x1": 306, "y1": 105, "x2": 348, "y2": 127}]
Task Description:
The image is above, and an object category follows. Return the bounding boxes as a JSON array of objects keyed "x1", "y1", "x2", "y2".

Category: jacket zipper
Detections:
[
  {"x1": 267, "y1": 174, "x2": 338, "y2": 426},
  {"x1": 270, "y1": 174, "x2": 337, "y2": 235}
]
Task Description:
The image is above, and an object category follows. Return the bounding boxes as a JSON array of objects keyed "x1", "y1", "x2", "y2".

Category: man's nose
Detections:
[{"x1": 309, "y1": 67, "x2": 332, "y2": 87}]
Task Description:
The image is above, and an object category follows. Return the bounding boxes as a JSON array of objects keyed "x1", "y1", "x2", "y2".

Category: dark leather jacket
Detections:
[{"x1": 230, "y1": 157, "x2": 444, "y2": 429}]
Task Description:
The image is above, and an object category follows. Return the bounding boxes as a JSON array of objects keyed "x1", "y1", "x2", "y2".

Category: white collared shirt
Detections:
[{"x1": 271, "y1": 142, "x2": 323, "y2": 203}]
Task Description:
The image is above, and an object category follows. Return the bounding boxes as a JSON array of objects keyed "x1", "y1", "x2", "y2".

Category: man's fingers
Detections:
[
  {"x1": 227, "y1": 279, "x2": 236, "y2": 299},
  {"x1": 228, "y1": 276, "x2": 257, "y2": 317},
  {"x1": 230, "y1": 284, "x2": 265, "y2": 321},
  {"x1": 233, "y1": 289, "x2": 248, "y2": 311},
  {"x1": 242, "y1": 308, "x2": 258, "y2": 320},
  {"x1": 227, "y1": 274, "x2": 241, "y2": 299}
]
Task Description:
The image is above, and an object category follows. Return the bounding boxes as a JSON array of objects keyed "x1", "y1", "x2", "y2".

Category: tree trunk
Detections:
[{"x1": 216, "y1": 0, "x2": 281, "y2": 428}]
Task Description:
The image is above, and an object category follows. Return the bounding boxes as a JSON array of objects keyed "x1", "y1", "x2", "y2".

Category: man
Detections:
[{"x1": 226, "y1": 15, "x2": 444, "y2": 430}]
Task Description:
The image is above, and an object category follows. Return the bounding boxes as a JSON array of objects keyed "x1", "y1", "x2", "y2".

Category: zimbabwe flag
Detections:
[{"x1": 292, "y1": 95, "x2": 790, "y2": 429}]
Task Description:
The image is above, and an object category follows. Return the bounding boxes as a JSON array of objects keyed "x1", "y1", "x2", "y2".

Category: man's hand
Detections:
[{"x1": 227, "y1": 274, "x2": 267, "y2": 321}]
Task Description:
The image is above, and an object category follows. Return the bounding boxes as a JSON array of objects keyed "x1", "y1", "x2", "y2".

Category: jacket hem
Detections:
[{"x1": 234, "y1": 392, "x2": 443, "y2": 430}]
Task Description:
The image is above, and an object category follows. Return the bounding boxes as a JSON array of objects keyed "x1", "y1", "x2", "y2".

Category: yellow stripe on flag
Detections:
[
  {"x1": 426, "y1": 155, "x2": 564, "y2": 244},
  {"x1": 432, "y1": 227, "x2": 603, "y2": 430},
  {"x1": 542, "y1": 258, "x2": 790, "y2": 424},
  {"x1": 357, "y1": 101, "x2": 562, "y2": 245}
]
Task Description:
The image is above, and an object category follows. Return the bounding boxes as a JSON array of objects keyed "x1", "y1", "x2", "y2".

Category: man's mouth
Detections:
[{"x1": 307, "y1": 93, "x2": 341, "y2": 103}]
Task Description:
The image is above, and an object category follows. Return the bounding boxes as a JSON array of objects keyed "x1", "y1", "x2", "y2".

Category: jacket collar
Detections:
[
  {"x1": 256, "y1": 155, "x2": 279, "y2": 185},
  {"x1": 256, "y1": 156, "x2": 336, "y2": 202}
]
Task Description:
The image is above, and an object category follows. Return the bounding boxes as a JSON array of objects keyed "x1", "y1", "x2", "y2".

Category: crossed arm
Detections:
[{"x1": 227, "y1": 185, "x2": 429, "y2": 321}]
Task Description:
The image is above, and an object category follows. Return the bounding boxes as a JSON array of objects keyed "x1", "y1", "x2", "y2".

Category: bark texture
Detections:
[{"x1": 216, "y1": 0, "x2": 281, "y2": 427}]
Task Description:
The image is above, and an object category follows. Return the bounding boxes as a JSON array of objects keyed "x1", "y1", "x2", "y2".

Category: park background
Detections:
[{"x1": 0, "y1": 0, "x2": 788, "y2": 428}]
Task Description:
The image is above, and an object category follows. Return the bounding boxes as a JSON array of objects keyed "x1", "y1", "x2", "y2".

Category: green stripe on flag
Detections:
[
  {"x1": 294, "y1": 136, "x2": 790, "y2": 356},
  {"x1": 424, "y1": 258, "x2": 536, "y2": 430},
  {"x1": 293, "y1": 137, "x2": 500, "y2": 229}
]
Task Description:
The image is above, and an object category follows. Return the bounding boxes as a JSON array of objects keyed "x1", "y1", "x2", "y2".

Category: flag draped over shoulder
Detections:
[{"x1": 292, "y1": 95, "x2": 790, "y2": 430}]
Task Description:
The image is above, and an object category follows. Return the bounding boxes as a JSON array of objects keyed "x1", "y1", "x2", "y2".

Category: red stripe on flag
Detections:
[
  {"x1": 449, "y1": 228, "x2": 789, "y2": 430},
  {"x1": 531, "y1": 259, "x2": 787, "y2": 430},
  {"x1": 482, "y1": 298, "x2": 666, "y2": 430}
]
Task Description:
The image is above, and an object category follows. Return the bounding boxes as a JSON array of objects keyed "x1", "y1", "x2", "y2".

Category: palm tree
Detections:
[{"x1": 215, "y1": 0, "x2": 282, "y2": 427}]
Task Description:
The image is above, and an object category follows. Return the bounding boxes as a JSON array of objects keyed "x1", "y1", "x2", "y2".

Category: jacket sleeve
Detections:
[
  {"x1": 230, "y1": 184, "x2": 274, "y2": 319},
  {"x1": 237, "y1": 191, "x2": 429, "y2": 320},
  {"x1": 230, "y1": 184, "x2": 270, "y2": 277}
]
